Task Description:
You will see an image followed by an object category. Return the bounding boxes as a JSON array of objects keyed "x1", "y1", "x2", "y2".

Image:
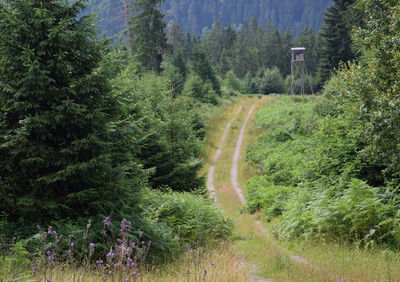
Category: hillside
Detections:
[{"x1": 86, "y1": 0, "x2": 332, "y2": 37}]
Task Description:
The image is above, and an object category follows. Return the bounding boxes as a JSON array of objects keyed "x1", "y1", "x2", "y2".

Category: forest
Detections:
[
  {"x1": 85, "y1": 0, "x2": 332, "y2": 37},
  {"x1": 1, "y1": 0, "x2": 400, "y2": 280}
]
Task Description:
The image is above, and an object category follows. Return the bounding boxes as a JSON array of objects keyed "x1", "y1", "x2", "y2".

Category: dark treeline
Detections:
[
  {"x1": 85, "y1": 0, "x2": 332, "y2": 37},
  {"x1": 164, "y1": 0, "x2": 332, "y2": 36}
]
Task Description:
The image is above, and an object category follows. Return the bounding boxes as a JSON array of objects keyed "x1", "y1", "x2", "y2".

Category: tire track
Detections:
[
  {"x1": 231, "y1": 104, "x2": 255, "y2": 204},
  {"x1": 207, "y1": 105, "x2": 243, "y2": 201}
]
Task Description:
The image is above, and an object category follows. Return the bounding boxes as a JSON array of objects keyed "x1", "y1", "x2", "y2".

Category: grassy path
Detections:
[
  {"x1": 207, "y1": 105, "x2": 243, "y2": 201},
  {"x1": 204, "y1": 95, "x2": 400, "y2": 282},
  {"x1": 205, "y1": 96, "x2": 339, "y2": 281}
]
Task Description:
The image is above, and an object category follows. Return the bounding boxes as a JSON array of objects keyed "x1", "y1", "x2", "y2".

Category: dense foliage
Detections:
[
  {"x1": 245, "y1": 0, "x2": 400, "y2": 247},
  {"x1": 0, "y1": 0, "x2": 125, "y2": 225},
  {"x1": 0, "y1": 0, "x2": 231, "y2": 265}
]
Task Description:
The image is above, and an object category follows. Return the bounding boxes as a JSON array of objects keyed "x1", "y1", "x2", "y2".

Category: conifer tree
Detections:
[
  {"x1": 129, "y1": 0, "x2": 168, "y2": 73},
  {"x1": 295, "y1": 27, "x2": 318, "y2": 74},
  {"x1": 191, "y1": 46, "x2": 221, "y2": 95},
  {"x1": 279, "y1": 29, "x2": 294, "y2": 77},
  {"x1": 0, "y1": 0, "x2": 122, "y2": 224},
  {"x1": 318, "y1": 0, "x2": 358, "y2": 84}
]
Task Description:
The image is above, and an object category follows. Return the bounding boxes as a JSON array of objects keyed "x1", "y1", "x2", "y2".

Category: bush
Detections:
[
  {"x1": 246, "y1": 94, "x2": 399, "y2": 247},
  {"x1": 314, "y1": 73, "x2": 348, "y2": 117},
  {"x1": 276, "y1": 179, "x2": 400, "y2": 246},
  {"x1": 284, "y1": 75, "x2": 292, "y2": 94},
  {"x1": 241, "y1": 72, "x2": 258, "y2": 94},
  {"x1": 222, "y1": 70, "x2": 243, "y2": 95},
  {"x1": 142, "y1": 188, "x2": 232, "y2": 245},
  {"x1": 256, "y1": 67, "x2": 285, "y2": 94},
  {"x1": 247, "y1": 177, "x2": 295, "y2": 221},
  {"x1": 20, "y1": 188, "x2": 232, "y2": 264},
  {"x1": 184, "y1": 75, "x2": 219, "y2": 105}
]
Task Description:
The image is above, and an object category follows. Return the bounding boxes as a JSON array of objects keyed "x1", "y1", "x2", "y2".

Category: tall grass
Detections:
[{"x1": 0, "y1": 243, "x2": 248, "y2": 281}]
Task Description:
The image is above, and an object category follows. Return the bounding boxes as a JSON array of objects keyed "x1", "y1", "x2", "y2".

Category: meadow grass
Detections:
[{"x1": 13, "y1": 243, "x2": 248, "y2": 282}]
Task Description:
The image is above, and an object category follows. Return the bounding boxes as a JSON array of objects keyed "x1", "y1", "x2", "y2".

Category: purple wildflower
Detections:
[
  {"x1": 104, "y1": 216, "x2": 111, "y2": 226},
  {"x1": 89, "y1": 242, "x2": 95, "y2": 254},
  {"x1": 106, "y1": 252, "x2": 114, "y2": 264}
]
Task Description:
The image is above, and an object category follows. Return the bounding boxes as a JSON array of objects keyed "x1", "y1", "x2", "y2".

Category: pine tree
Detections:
[
  {"x1": 279, "y1": 28, "x2": 294, "y2": 77},
  {"x1": 295, "y1": 27, "x2": 318, "y2": 74},
  {"x1": 203, "y1": 21, "x2": 225, "y2": 64},
  {"x1": 191, "y1": 46, "x2": 221, "y2": 95},
  {"x1": 232, "y1": 21, "x2": 259, "y2": 78},
  {"x1": 318, "y1": 0, "x2": 358, "y2": 84},
  {"x1": 167, "y1": 22, "x2": 185, "y2": 54},
  {"x1": 0, "y1": 0, "x2": 122, "y2": 224},
  {"x1": 129, "y1": 0, "x2": 168, "y2": 73}
]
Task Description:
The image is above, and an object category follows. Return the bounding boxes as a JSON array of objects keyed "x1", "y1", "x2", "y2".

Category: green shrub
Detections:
[
  {"x1": 223, "y1": 70, "x2": 243, "y2": 94},
  {"x1": 246, "y1": 94, "x2": 400, "y2": 247},
  {"x1": 314, "y1": 73, "x2": 348, "y2": 117},
  {"x1": 246, "y1": 177, "x2": 295, "y2": 221},
  {"x1": 142, "y1": 188, "x2": 232, "y2": 245},
  {"x1": 22, "y1": 184, "x2": 234, "y2": 264},
  {"x1": 256, "y1": 67, "x2": 285, "y2": 94},
  {"x1": 284, "y1": 75, "x2": 292, "y2": 94},
  {"x1": 241, "y1": 72, "x2": 258, "y2": 94},
  {"x1": 184, "y1": 74, "x2": 219, "y2": 105},
  {"x1": 0, "y1": 241, "x2": 32, "y2": 281},
  {"x1": 276, "y1": 179, "x2": 400, "y2": 246}
]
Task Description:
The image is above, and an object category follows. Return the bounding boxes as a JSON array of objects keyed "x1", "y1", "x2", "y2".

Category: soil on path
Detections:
[
  {"x1": 207, "y1": 105, "x2": 243, "y2": 201},
  {"x1": 231, "y1": 104, "x2": 255, "y2": 205}
]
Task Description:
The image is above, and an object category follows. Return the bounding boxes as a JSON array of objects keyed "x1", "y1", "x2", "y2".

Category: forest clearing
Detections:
[{"x1": 2, "y1": 0, "x2": 400, "y2": 281}]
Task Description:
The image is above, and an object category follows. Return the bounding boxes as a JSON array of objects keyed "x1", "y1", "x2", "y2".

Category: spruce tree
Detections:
[
  {"x1": 295, "y1": 27, "x2": 318, "y2": 74},
  {"x1": 129, "y1": 0, "x2": 168, "y2": 73},
  {"x1": 279, "y1": 29, "x2": 294, "y2": 77},
  {"x1": 191, "y1": 46, "x2": 221, "y2": 95},
  {"x1": 318, "y1": 0, "x2": 358, "y2": 84},
  {"x1": 0, "y1": 0, "x2": 122, "y2": 225}
]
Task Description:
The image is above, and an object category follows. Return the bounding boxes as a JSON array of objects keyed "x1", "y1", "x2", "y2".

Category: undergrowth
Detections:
[{"x1": 245, "y1": 94, "x2": 400, "y2": 247}]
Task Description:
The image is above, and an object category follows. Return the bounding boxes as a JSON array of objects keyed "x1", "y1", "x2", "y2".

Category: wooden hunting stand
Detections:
[{"x1": 291, "y1": 47, "x2": 313, "y2": 95}]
